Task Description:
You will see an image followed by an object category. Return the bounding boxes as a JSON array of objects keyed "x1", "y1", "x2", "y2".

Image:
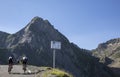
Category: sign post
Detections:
[
  {"x1": 53, "y1": 49, "x2": 56, "y2": 68},
  {"x1": 51, "y1": 41, "x2": 61, "y2": 68}
]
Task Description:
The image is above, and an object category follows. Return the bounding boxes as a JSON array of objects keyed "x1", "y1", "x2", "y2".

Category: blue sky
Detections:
[{"x1": 0, "y1": 0, "x2": 120, "y2": 50}]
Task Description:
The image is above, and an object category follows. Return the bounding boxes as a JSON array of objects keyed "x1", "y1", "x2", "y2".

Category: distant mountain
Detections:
[
  {"x1": 92, "y1": 38, "x2": 120, "y2": 62},
  {"x1": 0, "y1": 16, "x2": 113, "y2": 77},
  {"x1": 0, "y1": 31, "x2": 10, "y2": 48},
  {"x1": 92, "y1": 38, "x2": 120, "y2": 77}
]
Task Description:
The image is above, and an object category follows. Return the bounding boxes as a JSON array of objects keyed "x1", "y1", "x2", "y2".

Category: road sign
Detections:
[
  {"x1": 51, "y1": 41, "x2": 61, "y2": 68},
  {"x1": 51, "y1": 41, "x2": 61, "y2": 49}
]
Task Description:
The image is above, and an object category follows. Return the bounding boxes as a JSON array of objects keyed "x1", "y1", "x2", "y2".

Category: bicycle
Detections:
[
  {"x1": 23, "y1": 64, "x2": 27, "y2": 73},
  {"x1": 8, "y1": 64, "x2": 13, "y2": 74}
]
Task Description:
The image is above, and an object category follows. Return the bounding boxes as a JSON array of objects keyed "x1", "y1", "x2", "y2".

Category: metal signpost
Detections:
[{"x1": 51, "y1": 41, "x2": 61, "y2": 68}]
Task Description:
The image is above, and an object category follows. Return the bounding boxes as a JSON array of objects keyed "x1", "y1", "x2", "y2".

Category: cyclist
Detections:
[
  {"x1": 21, "y1": 56, "x2": 28, "y2": 73},
  {"x1": 8, "y1": 56, "x2": 13, "y2": 74}
]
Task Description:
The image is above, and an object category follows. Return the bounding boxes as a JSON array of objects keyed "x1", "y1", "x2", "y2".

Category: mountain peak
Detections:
[
  {"x1": 97, "y1": 38, "x2": 120, "y2": 50},
  {"x1": 23, "y1": 16, "x2": 53, "y2": 33},
  {"x1": 31, "y1": 16, "x2": 43, "y2": 23}
]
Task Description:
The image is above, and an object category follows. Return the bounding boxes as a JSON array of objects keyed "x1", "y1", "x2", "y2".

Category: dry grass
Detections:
[{"x1": 37, "y1": 67, "x2": 73, "y2": 77}]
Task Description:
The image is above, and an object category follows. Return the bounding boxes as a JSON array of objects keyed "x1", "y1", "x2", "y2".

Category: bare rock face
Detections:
[
  {"x1": 92, "y1": 38, "x2": 120, "y2": 77},
  {"x1": 93, "y1": 38, "x2": 120, "y2": 60},
  {"x1": 0, "y1": 16, "x2": 113, "y2": 77}
]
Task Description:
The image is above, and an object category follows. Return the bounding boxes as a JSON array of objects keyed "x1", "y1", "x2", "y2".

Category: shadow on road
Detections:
[
  {"x1": 10, "y1": 72, "x2": 34, "y2": 75},
  {"x1": 10, "y1": 69, "x2": 44, "y2": 75}
]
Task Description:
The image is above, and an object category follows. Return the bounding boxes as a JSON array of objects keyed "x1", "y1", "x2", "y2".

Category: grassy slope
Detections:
[{"x1": 36, "y1": 67, "x2": 73, "y2": 77}]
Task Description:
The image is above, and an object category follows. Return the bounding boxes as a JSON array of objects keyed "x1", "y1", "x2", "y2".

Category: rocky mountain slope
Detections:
[
  {"x1": 92, "y1": 38, "x2": 120, "y2": 65},
  {"x1": 0, "y1": 31, "x2": 10, "y2": 48},
  {"x1": 92, "y1": 38, "x2": 120, "y2": 77},
  {"x1": 0, "y1": 16, "x2": 113, "y2": 77}
]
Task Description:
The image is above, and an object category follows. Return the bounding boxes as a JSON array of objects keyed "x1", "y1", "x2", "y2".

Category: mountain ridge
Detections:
[
  {"x1": 92, "y1": 38, "x2": 120, "y2": 77},
  {"x1": 0, "y1": 16, "x2": 114, "y2": 77}
]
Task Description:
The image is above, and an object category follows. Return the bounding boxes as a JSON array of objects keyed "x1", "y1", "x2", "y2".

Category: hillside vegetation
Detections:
[{"x1": 37, "y1": 67, "x2": 73, "y2": 77}]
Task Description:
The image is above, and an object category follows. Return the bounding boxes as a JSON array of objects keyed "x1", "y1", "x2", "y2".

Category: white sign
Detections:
[{"x1": 51, "y1": 41, "x2": 61, "y2": 49}]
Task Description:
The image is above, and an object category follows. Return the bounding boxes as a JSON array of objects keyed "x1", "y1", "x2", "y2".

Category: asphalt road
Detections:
[{"x1": 0, "y1": 65, "x2": 46, "y2": 77}]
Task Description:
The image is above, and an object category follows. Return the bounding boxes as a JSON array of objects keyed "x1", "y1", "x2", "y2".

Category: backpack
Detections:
[
  {"x1": 8, "y1": 57, "x2": 13, "y2": 64},
  {"x1": 22, "y1": 57, "x2": 28, "y2": 64}
]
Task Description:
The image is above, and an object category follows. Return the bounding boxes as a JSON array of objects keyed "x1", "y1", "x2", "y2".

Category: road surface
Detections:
[{"x1": 0, "y1": 65, "x2": 47, "y2": 77}]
